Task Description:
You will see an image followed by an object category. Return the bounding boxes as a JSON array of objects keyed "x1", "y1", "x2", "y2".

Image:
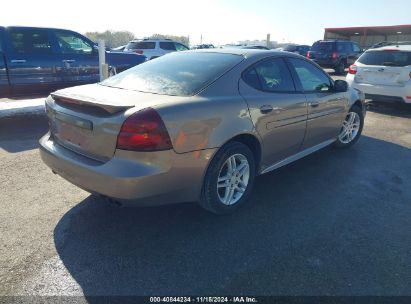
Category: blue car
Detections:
[{"x1": 0, "y1": 26, "x2": 146, "y2": 97}]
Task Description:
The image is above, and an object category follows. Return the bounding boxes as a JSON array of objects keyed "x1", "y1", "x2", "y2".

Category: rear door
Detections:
[
  {"x1": 355, "y1": 50, "x2": 411, "y2": 86},
  {"x1": 51, "y1": 30, "x2": 99, "y2": 86},
  {"x1": 239, "y1": 57, "x2": 308, "y2": 167},
  {"x1": 288, "y1": 57, "x2": 346, "y2": 149},
  {"x1": 5, "y1": 27, "x2": 61, "y2": 95}
]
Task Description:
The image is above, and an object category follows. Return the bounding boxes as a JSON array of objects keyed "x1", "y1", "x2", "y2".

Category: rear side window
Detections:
[
  {"x1": 126, "y1": 42, "x2": 155, "y2": 50},
  {"x1": 243, "y1": 58, "x2": 295, "y2": 92},
  {"x1": 55, "y1": 31, "x2": 93, "y2": 54},
  {"x1": 358, "y1": 50, "x2": 411, "y2": 67},
  {"x1": 289, "y1": 58, "x2": 332, "y2": 92},
  {"x1": 160, "y1": 42, "x2": 176, "y2": 51},
  {"x1": 9, "y1": 28, "x2": 52, "y2": 54},
  {"x1": 311, "y1": 41, "x2": 334, "y2": 52}
]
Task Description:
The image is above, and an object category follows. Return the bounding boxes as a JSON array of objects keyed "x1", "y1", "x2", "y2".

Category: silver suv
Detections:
[{"x1": 124, "y1": 38, "x2": 189, "y2": 60}]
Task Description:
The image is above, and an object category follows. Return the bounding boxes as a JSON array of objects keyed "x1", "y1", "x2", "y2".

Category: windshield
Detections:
[
  {"x1": 358, "y1": 50, "x2": 411, "y2": 66},
  {"x1": 101, "y1": 52, "x2": 244, "y2": 96},
  {"x1": 311, "y1": 41, "x2": 334, "y2": 52}
]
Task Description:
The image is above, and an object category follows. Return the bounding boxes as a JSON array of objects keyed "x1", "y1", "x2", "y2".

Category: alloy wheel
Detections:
[
  {"x1": 217, "y1": 154, "x2": 250, "y2": 205},
  {"x1": 339, "y1": 112, "x2": 361, "y2": 144}
]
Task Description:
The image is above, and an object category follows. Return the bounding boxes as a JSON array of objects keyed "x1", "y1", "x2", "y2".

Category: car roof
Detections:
[
  {"x1": 186, "y1": 48, "x2": 302, "y2": 59},
  {"x1": 1, "y1": 25, "x2": 75, "y2": 32},
  {"x1": 369, "y1": 45, "x2": 411, "y2": 52}
]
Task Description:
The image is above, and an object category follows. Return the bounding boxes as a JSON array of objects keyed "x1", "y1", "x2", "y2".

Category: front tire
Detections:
[
  {"x1": 199, "y1": 141, "x2": 256, "y2": 214},
  {"x1": 334, "y1": 105, "x2": 364, "y2": 148}
]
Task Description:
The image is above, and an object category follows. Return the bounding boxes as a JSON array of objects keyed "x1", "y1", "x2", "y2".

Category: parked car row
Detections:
[{"x1": 123, "y1": 38, "x2": 189, "y2": 60}]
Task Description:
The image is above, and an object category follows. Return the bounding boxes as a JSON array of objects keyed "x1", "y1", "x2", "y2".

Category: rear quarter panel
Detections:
[{"x1": 155, "y1": 68, "x2": 259, "y2": 154}]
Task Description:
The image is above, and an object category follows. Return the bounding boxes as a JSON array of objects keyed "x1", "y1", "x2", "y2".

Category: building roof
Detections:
[{"x1": 325, "y1": 24, "x2": 411, "y2": 36}]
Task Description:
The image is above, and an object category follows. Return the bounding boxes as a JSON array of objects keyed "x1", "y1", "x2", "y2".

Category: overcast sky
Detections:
[{"x1": 2, "y1": 0, "x2": 410, "y2": 45}]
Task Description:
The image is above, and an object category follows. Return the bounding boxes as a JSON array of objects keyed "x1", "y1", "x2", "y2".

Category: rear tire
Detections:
[
  {"x1": 335, "y1": 61, "x2": 346, "y2": 75},
  {"x1": 199, "y1": 141, "x2": 256, "y2": 214},
  {"x1": 334, "y1": 105, "x2": 364, "y2": 148}
]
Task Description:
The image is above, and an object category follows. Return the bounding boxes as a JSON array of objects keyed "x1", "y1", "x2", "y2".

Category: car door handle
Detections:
[
  {"x1": 62, "y1": 59, "x2": 76, "y2": 63},
  {"x1": 309, "y1": 101, "x2": 320, "y2": 108},
  {"x1": 260, "y1": 105, "x2": 273, "y2": 114},
  {"x1": 11, "y1": 59, "x2": 26, "y2": 63}
]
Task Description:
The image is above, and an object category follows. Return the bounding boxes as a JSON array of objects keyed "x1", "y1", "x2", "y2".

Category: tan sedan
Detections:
[{"x1": 40, "y1": 49, "x2": 365, "y2": 214}]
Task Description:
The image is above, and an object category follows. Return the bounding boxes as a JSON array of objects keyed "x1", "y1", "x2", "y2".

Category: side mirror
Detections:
[{"x1": 334, "y1": 80, "x2": 348, "y2": 92}]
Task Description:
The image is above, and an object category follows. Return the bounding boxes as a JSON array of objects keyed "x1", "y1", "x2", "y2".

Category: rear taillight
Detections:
[
  {"x1": 348, "y1": 64, "x2": 357, "y2": 75},
  {"x1": 135, "y1": 50, "x2": 144, "y2": 55},
  {"x1": 116, "y1": 108, "x2": 173, "y2": 151},
  {"x1": 409, "y1": 71, "x2": 411, "y2": 79},
  {"x1": 332, "y1": 52, "x2": 338, "y2": 60},
  {"x1": 307, "y1": 51, "x2": 311, "y2": 59}
]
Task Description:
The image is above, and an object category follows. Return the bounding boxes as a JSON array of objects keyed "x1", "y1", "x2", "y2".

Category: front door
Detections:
[
  {"x1": 288, "y1": 57, "x2": 347, "y2": 149},
  {"x1": 239, "y1": 57, "x2": 308, "y2": 169},
  {"x1": 5, "y1": 27, "x2": 61, "y2": 96},
  {"x1": 51, "y1": 30, "x2": 99, "y2": 87}
]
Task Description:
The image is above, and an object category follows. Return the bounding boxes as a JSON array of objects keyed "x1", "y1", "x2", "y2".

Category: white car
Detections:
[
  {"x1": 123, "y1": 39, "x2": 189, "y2": 60},
  {"x1": 346, "y1": 45, "x2": 411, "y2": 103}
]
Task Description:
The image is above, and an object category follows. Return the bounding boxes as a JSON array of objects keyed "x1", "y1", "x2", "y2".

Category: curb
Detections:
[{"x1": 0, "y1": 99, "x2": 45, "y2": 118}]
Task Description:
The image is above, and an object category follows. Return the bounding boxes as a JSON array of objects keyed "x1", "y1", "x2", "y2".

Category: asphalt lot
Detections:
[{"x1": 1, "y1": 76, "x2": 411, "y2": 297}]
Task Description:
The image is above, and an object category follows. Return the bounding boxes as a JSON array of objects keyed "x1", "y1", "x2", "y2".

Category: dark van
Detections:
[{"x1": 307, "y1": 40, "x2": 362, "y2": 74}]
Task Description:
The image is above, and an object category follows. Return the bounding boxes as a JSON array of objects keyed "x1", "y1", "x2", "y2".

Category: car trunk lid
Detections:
[
  {"x1": 355, "y1": 65, "x2": 410, "y2": 86},
  {"x1": 46, "y1": 84, "x2": 179, "y2": 162}
]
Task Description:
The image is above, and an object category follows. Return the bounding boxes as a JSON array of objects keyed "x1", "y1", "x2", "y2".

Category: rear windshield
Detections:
[
  {"x1": 125, "y1": 41, "x2": 155, "y2": 50},
  {"x1": 358, "y1": 50, "x2": 411, "y2": 66},
  {"x1": 311, "y1": 41, "x2": 334, "y2": 52},
  {"x1": 101, "y1": 52, "x2": 244, "y2": 96}
]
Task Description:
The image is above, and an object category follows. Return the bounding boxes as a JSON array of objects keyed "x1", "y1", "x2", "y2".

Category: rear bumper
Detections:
[
  {"x1": 39, "y1": 132, "x2": 216, "y2": 205},
  {"x1": 346, "y1": 75, "x2": 411, "y2": 103}
]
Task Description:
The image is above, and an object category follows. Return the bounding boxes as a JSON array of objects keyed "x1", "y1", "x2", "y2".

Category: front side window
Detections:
[
  {"x1": 289, "y1": 58, "x2": 332, "y2": 92},
  {"x1": 9, "y1": 29, "x2": 52, "y2": 54},
  {"x1": 175, "y1": 43, "x2": 189, "y2": 51},
  {"x1": 160, "y1": 42, "x2": 176, "y2": 51},
  {"x1": 55, "y1": 31, "x2": 93, "y2": 54},
  {"x1": 243, "y1": 58, "x2": 295, "y2": 92}
]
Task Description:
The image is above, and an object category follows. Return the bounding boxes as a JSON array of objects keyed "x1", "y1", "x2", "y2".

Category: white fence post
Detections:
[{"x1": 98, "y1": 40, "x2": 108, "y2": 81}]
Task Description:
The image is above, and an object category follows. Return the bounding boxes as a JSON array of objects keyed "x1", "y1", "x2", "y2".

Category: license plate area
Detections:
[{"x1": 51, "y1": 111, "x2": 93, "y2": 148}]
